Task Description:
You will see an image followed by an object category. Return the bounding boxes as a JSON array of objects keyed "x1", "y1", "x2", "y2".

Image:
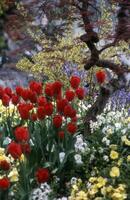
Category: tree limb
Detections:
[{"x1": 72, "y1": 1, "x2": 130, "y2": 134}]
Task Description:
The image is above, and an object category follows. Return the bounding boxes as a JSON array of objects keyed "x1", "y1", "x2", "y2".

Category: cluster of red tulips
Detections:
[
  {"x1": 0, "y1": 76, "x2": 85, "y2": 188},
  {"x1": 0, "y1": 76, "x2": 85, "y2": 135}
]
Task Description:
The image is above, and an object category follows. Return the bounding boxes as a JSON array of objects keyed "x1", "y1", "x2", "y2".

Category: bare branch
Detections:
[{"x1": 99, "y1": 41, "x2": 116, "y2": 53}]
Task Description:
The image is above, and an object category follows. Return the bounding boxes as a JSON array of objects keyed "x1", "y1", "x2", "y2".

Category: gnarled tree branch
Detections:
[{"x1": 72, "y1": 0, "x2": 130, "y2": 134}]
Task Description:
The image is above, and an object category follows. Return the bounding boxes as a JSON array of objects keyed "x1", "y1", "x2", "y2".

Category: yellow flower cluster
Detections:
[
  {"x1": 69, "y1": 176, "x2": 107, "y2": 199},
  {"x1": 0, "y1": 100, "x2": 17, "y2": 122},
  {"x1": 102, "y1": 184, "x2": 127, "y2": 200},
  {"x1": 69, "y1": 176, "x2": 127, "y2": 200},
  {"x1": 0, "y1": 147, "x2": 19, "y2": 182},
  {"x1": 17, "y1": 34, "x2": 87, "y2": 83},
  {"x1": 122, "y1": 136, "x2": 130, "y2": 146}
]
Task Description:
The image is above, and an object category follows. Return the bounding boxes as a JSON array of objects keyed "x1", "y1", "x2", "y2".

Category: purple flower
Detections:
[{"x1": 110, "y1": 89, "x2": 130, "y2": 111}]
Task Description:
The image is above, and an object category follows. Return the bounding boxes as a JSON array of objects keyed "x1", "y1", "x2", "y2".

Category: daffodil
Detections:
[{"x1": 8, "y1": 168, "x2": 19, "y2": 182}]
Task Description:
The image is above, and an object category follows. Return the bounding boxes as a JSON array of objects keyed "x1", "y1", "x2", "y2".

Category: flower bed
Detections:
[{"x1": 0, "y1": 76, "x2": 129, "y2": 200}]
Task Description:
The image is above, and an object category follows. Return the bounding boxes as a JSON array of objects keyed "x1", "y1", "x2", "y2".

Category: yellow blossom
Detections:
[
  {"x1": 88, "y1": 185, "x2": 98, "y2": 196},
  {"x1": 124, "y1": 139, "x2": 130, "y2": 146},
  {"x1": 110, "y1": 167, "x2": 120, "y2": 178},
  {"x1": 127, "y1": 155, "x2": 130, "y2": 162},
  {"x1": 107, "y1": 128, "x2": 113, "y2": 136},
  {"x1": 110, "y1": 150, "x2": 119, "y2": 160},
  {"x1": 0, "y1": 148, "x2": 5, "y2": 155},
  {"x1": 117, "y1": 184, "x2": 126, "y2": 192},
  {"x1": 125, "y1": 117, "x2": 130, "y2": 123},
  {"x1": 110, "y1": 144, "x2": 118, "y2": 150},
  {"x1": 101, "y1": 186, "x2": 107, "y2": 195},
  {"x1": 8, "y1": 154, "x2": 14, "y2": 163},
  {"x1": 106, "y1": 185, "x2": 113, "y2": 193},
  {"x1": 121, "y1": 136, "x2": 130, "y2": 146},
  {"x1": 76, "y1": 191, "x2": 88, "y2": 200},
  {"x1": 77, "y1": 179, "x2": 82, "y2": 187},
  {"x1": 111, "y1": 192, "x2": 127, "y2": 200},
  {"x1": 89, "y1": 177, "x2": 97, "y2": 183},
  {"x1": 96, "y1": 177, "x2": 107, "y2": 188},
  {"x1": 8, "y1": 168, "x2": 19, "y2": 182},
  {"x1": 20, "y1": 154, "x2": 26, "y2": 162},
  {"x1": 117, "y1": 158, "x2": 123, "y2": 166},
  {"x1": 72, "y1": 184, "x2": 78, "y2": 191},
  {"x1": 0, "y1": 155, "x2": 7, "y2": 162},
  {"x1": 121, "y1": 136, "x2": 127, "y2": 142}
]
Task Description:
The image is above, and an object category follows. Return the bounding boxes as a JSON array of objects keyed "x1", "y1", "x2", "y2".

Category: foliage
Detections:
[
  {"x1": 0, "y1": 0, "x2": 15, "y2": 16},
  {"x1": 17, "y1": 33, "x2": 87, "y2": 81}
]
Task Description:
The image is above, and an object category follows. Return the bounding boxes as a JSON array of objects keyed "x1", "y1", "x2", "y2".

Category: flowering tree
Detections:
[{"x1": 40, "y1": 0, "x2": 130, "y2": 133}]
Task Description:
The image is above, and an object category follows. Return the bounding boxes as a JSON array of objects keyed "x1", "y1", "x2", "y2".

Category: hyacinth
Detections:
[
  {"x1": 109, "y1": 89, "x2": 130, "y2": 111},
  {"x1": 62, "y1": 62, "x2": 87, "y2": 81}
]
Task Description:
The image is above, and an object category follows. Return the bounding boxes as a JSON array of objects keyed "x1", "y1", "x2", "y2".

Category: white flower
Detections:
[
  {"x1": 3, "y1": 137, "x2": 11, "y2": 145},
  {"x1": 102, "y1": 137, "x2": 110, "y2": 146},
  {"x1": 74, "y1": 134, "x2": 88, "y2": 153},
  {"x1": 90, "y1": 154, "x2": 95, "y2": 161},
  {"x1": 30, "y1": 139, "x2": 34, "y2": 146},
  {"x1": 86, "y1": 182, "x2": 92, "y2": 189},
  {"x1": 56, "y1": 197, "x2": 68, "y2": 200},
  {"x1": 59, "y1": 152, "x2": 65, "y2": 163},
  {"x1": 103, "y1": 155, "x2": 109, "y2": 162},
  {"x1": 98, "y1": 147, "x2": 104, "y2": 154},
  {"x1": 91, "y1": 171, "x2": 96, "y2": 176},
  {"x1": 32, "y1": 188, "x2": 41, "y2": 196},
  {"x1": 102, "y1": 137, "x2": 107, "y2": 143},
  {"x1": 70, "y1": 177, "x2": 77, "y2": 185},
  {"x1": 85, "y1": 147, "x2": 90, "y2": 152},
  {"x1": 121, "y1": 128, "x2": 127, "y2": 135},
  {"x1": 74, "y1": 154, "x2": 83, "y2": 164},
  {"x1": 106, "y1": 139, "x2": 110, "y2": 146},
  {"x1": 29, "y1": 183, "x2": 52, "y2": 200},
  {"x1": 54, "y1": 176, "x2": 60, "y2": 183},
  {"x1": 115, "y1": 123, "x2": 122, "y2": 130}
]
